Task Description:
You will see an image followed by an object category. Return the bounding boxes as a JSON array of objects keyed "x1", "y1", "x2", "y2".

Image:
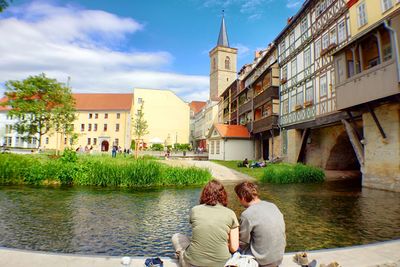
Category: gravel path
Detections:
[{"x1": 162, "y1": 160, "x2": 254, "y2": 182}]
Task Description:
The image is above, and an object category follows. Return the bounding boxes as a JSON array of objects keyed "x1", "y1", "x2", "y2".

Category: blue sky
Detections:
[{"x1": 0, "y1": 0, "x2": 302, "y2": 101}]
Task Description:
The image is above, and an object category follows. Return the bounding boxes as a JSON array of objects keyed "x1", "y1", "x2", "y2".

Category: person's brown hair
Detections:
[
  {"x1": 234, "y1": 181, "x2": 259, "y2": 202},
  {"x1": 200, "y1": 179, "x2": 228, "y2": 206}
]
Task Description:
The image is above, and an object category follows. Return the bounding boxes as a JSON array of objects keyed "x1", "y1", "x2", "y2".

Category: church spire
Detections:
[{"x1": 217, "y1": 10, "x2": 229, "y2": 47}]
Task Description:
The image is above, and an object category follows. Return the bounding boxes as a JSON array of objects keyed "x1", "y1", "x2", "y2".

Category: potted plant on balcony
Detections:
[
  {"x1": 304, "y1": 100, "x2": 313, "y2": 107},
  {"x1": 280, "y1": 77, "x2": 287, "y2": 85}
]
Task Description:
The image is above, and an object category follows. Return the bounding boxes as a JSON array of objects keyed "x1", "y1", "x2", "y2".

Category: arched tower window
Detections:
[{"x1": 225, "y1": 56, "x2": 230, "y2": 70}]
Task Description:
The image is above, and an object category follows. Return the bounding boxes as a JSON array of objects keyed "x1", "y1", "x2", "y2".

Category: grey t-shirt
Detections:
[{"x1": 239, "y1": 200, "x2": 286, "y2": 266}]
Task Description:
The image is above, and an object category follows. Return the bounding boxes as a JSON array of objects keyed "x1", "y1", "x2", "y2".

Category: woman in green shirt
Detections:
[{"x1": 172, "y1": 179, "x2": 239, "y2": 267}]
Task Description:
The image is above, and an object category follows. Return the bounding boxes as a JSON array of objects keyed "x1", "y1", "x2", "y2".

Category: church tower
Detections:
[{"x1": 209, "y1": 13, "x2": 237, "y2": 101}]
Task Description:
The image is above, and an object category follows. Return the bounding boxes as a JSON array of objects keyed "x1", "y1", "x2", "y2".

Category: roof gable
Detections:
[
  {"x1": 209, "y1": 124, "x2": 251, "y2": 139},
  {"x1": 73, "y1": 93, "x2": 133, "y2": 111}
]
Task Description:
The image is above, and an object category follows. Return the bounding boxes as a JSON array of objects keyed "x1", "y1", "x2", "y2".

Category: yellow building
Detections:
[
  {"x1": 348, "y1": 0, "x2": 400, "y2": 36},
  {"x1": 44, "y1": 94, "x2": 133, "y2": 152},
  {"x1": 133, "y1": 88, "x2": 190, "y2": 147}
]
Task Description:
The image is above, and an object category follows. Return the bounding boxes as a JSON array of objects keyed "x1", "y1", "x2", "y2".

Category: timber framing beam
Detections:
[
  {"x1": 296, "y1": 128, "x2": 310, "y2": 163},
  {"x1": 366, "y1": 104, "x2": 387, "y2": 139}
]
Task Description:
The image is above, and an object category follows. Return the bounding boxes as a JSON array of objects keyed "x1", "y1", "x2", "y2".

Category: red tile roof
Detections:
[
  {"x1": 189, "y1": 101, "x2": 207, "y2": 114},
  {"x1": 73, "y1": 94, "x2": 133, "y2": 111},
  {"x1": 0, "y1": 97, "x2": 11, "y2": 111},
  {"x1": 214, "y1": 124, "x2": 251, "y2": 138}
]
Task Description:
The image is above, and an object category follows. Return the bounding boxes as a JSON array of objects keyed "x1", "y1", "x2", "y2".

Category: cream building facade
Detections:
[
  {"x1": 44, "y1": 94, "x2": 133, "y2": 152},
  {"x1": 133, "y1": 88, "x2": 190, "y2": 147}
]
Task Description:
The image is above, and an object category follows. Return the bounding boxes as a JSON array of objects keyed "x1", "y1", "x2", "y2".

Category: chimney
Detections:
[{"x1": 287, "y1": 16, "x2": 293, "y2": 24}]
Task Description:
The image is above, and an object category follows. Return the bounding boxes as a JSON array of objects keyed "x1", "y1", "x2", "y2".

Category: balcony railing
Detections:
[
  {"x1": 238, "y1": 100, "x2": 252, "y2": 115},
  {"x1": 336, "y1": 59, "x2": 399, "y2": 110},
  {"x1": 254, "y1": 86, "x2": 279, "y2": 108},
  {"x1": 253, "y1": 115, "x2": 278, "y2": 133}
]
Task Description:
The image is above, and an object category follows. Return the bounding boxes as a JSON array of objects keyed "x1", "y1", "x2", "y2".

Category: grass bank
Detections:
[
  {"x1": 212, "y1": 160, "x2": 325, "y2": 183},
  {"x1": 211, "y1": 160, "x2": 265, "y2": 180},
  {"x1": 0, "y1": 153, "x2": 211, "y2": 187}
]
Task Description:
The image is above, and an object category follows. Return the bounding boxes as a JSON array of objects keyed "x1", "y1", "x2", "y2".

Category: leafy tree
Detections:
[
  {"x1": 3, "y1": 73, "x2": 76, "y2": 149},
  {"x1": 0, "y1": 0, "x2": 11, "y2": 12},
  {"x1": 132, "y1": 101, "x2": 148, "y2": 159}
]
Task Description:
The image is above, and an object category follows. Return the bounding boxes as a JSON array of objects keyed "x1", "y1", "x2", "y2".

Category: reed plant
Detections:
[
  {"x1": 0, "y1": 153, "x2": 211, "y2": 187},
  {"x1": 262, "y1": 163, "x2": 325, "y2": 184}
]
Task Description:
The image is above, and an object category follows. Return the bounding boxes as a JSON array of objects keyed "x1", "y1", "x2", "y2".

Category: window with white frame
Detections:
[
  {"x1": 296, "y1": 87, "x2": 304, "y2": 107},
  {"x1": 210, "y1": 141, "x2": 215, "y2": 154},
  {"x1": 280, "y1": 41, "x2": 286, "y2": 57},
  {"x1": 357, "y1": 2, "x2": 368, "y2": 27},
  {"x1": 289, "y1": 32, "x2": 295, "y2": 51},
  {"x1": 282, "y1": 66, "x2": 288, "y2": 80},
  {"x1": 381, "y1": 0, "x2": 393, "y2": 13},
  {"x1": 282, "y1": 98, "x2": 289, "y2": 114},
  {"x1": 315, "y1": 40, "x2": 321, "y2": 58},
  {"x1": 338, "y1": 20, "x2": 346, "y2": 43},
  {"x1": 216, "y1": 141, "x2": 220, "y2": 154},
  {"x1": 304, "y1": 48, "x2": 311, "y2": 68},
  {"x1": 320, "y1": 75, "x2": 328, "y2": 97},
  {"x1": 383, "y1": 44, "x2": 392, "y2": 61},
  {"x1": 322, "y1": 34, "x2": 329, "y2": 50},
  {"x1": 301, "y1": 17, "x2": 308, "y2": 38},
  {"x1": 305, "y1": 82, "x2": 313, "y2": 102},
  {"x1": 291, "y1": 58, "x2": 297, "y2": 78},
  {"x1": 290, "y1": 92, "x2": 297, "y2": 111},
  {"x1": 330, "y1": 28, "x2": 337, "y2": 45}
]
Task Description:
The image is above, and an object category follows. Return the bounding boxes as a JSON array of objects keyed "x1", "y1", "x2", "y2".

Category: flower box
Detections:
[
  {"x1": 304, "y1": 100, "x2": 313, "y2": 107},
  {"x1": 295, "y1": 104, "x2": 303, "y2": 110},
  {"x1": 280, "y1": 78, "x2": 287, "y2": 85}
]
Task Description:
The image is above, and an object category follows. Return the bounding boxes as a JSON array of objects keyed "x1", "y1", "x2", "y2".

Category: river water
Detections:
[{"x1": 0, "y1": 180, "x2": 399, "y2": 257}]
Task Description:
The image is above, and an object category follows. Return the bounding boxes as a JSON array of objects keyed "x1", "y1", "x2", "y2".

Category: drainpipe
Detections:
[{"x1": 384, "y1": 20, "x2": 400, "y2": 82}]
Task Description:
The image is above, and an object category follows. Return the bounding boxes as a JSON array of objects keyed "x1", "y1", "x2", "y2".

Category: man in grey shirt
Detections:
[{"x1": 234, "y1": 181, "x2": 286, "y2": 267}]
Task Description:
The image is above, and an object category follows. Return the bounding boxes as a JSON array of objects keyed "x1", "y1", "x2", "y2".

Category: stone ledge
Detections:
[{"x1": 1, "y1": 239, "x2": 399, "y2": 267}]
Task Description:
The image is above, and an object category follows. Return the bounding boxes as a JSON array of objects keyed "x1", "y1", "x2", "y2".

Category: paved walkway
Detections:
[
  {"x1": 1, "y1": 240, "x2": 399, "y2": 267},
  {"x1": 162, "y1": 159, "x2": 254, "y2": 182}
]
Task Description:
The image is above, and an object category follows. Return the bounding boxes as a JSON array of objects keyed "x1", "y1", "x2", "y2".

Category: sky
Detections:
[{"x1": 0, "y1": 0, "x2": 303, "y2": 101}]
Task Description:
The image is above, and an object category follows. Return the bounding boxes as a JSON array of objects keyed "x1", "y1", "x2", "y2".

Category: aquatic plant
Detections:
[{"x1": 262, "y1": 163, "x2": 325, "y2": 183}]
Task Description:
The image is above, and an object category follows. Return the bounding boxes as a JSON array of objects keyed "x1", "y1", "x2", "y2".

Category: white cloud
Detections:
[
  {"x1": 198, "y1": 0, "x2": 273, "y2": 21},
  {"x1": 286, "y1": 0, "x2": 302, "y2": 9},
  {"x1": 0, "y1": 1, "x2": 209, "y2": 101},
  {"x1": 233, "y1": 43, "x2": 251, "y2": 58}
]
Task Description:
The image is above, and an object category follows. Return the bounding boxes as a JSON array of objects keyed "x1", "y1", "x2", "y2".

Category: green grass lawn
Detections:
[{"x1": 211, "y1": 160, "x2": 265, "y2": 180}]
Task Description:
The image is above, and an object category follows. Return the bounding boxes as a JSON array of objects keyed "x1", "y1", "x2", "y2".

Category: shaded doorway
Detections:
[
  {"x1": 101, "y1": 141, "x2": 109, "y2": 152},
  {"x1": 262, "y1": 139, "x2": 269, "y2": 160}
]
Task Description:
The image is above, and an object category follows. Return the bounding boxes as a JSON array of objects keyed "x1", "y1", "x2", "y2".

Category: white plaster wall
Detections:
[{"x1": 224, "y1": 139, "x2": 255, "y2": 161}]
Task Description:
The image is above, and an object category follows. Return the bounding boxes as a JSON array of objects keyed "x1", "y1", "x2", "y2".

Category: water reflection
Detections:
[{"x1": 0, "y1": 181, "x2": 399, "y2": 257}]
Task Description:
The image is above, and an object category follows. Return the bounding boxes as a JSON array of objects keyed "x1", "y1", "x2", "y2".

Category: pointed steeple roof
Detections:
[{"x1": 217, "y1": 11, "x2": 229, "y2": 47}]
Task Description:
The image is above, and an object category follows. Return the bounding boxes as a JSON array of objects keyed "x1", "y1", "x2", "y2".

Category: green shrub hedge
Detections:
[{"x1": 262, "y1": 163, "x2": 325, "y2": 184}]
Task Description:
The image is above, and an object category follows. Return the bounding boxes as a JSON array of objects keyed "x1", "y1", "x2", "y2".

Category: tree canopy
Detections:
[
  {"x1": 3, "y1": 73, "x2": 76, "y2": 148},
  {"x1": 0, "y1": 0, "x2": 11, "y2": 12}
]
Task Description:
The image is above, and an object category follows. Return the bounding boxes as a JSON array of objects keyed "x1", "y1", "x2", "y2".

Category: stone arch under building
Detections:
[{"x1": 325, "y1": 131, "x2": 360, "y2": 171}]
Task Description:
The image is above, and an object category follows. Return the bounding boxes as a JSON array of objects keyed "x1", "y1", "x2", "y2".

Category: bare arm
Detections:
[{"x1": 229, "y1": 227, "x2": 239, "y2": 253}]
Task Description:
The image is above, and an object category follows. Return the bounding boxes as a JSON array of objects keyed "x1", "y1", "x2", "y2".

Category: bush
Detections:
[
  {"x1": 150, "y1": 144, "x2": 164, "y2": 151},
  {"x1": 262, "y1": 163, "x2": 325, "y2": 184},
  {"x1": 61, "y1": 148, "x2": 78, "y2": 163}
]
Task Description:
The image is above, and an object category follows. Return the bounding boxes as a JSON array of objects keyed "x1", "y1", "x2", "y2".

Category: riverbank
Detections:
[
  {"x1": 1, "y1": 239, "x2": 399, "y2": 267},
  {"x1": 162, "y1": 159, "x2": 255, "y2": 181}
]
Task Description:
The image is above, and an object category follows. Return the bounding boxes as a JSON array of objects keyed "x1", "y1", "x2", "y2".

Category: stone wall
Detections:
[
  {"x1": 362, "y1": 103, "x2": 400, "y2": 192},
  {"x1": 286, "y1": 129, "x2": 302, "y2": 163},
  {"x1": 269, "y1": 133, "x2": 282, "y2": 160},
  {"x1": 305, "y1": 124, "x2": 360, "y2": 170}
]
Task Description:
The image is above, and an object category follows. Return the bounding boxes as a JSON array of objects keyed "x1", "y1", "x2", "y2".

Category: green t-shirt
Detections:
[{"x1": 184, "y1": 204, "x2": 239, "y2": 267}]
